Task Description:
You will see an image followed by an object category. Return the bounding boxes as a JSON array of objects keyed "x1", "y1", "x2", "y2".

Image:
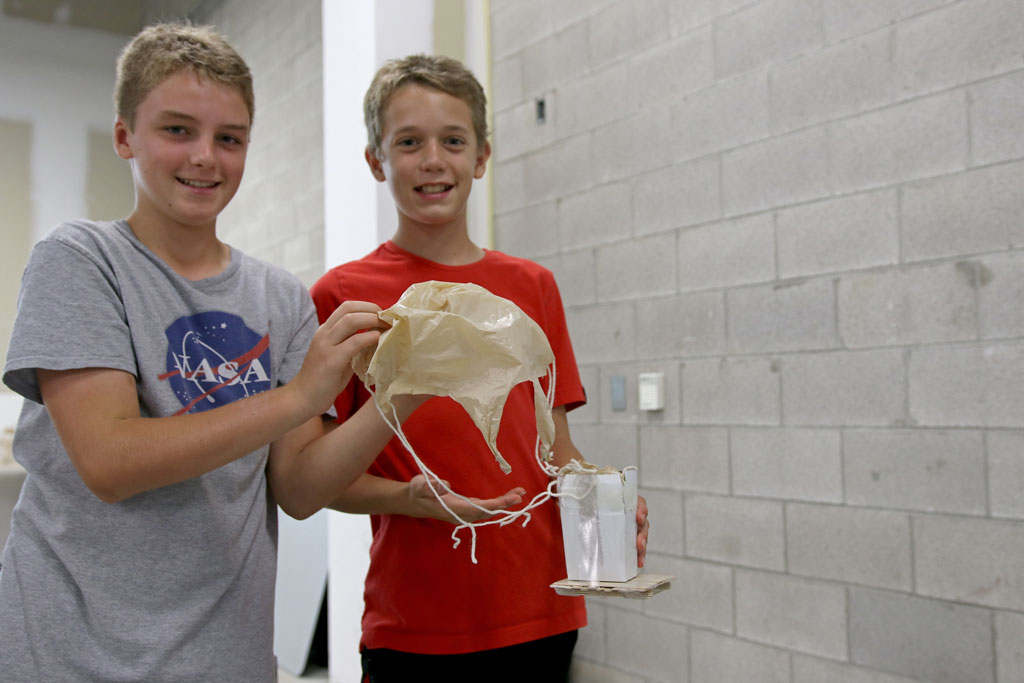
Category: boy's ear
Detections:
[
  {"x1": 365, "y1": 146, "x2": 387, "y2": 182},
  {"x1": 473, "y1": 140, "x2": 492, "y2": 180},
  {"x1": 113, "y1": 117, "x2": 134, "y2": 160}
]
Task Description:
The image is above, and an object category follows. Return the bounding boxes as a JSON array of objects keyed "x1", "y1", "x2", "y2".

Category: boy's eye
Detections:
[
  {"x1": 218, "y1": 134, "x2": 244, "y2": 145},
  {"x1": 165, "y1": 125, "x2": 188, "y2": 135},
  {"x1": 444, "y1": 137, "x2": 466, "y2": 146},
  {"x1": 396, "y1": 138, "x2": 418, "y2": 147}
]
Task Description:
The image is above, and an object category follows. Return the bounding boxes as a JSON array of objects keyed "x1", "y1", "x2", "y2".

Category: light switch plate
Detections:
[
  {"x1": 610, "y1": 374, "x2": 627, "y2": 412},
  {"x1": 638, "y1": 372, "x2": 665, "y2": 411}
]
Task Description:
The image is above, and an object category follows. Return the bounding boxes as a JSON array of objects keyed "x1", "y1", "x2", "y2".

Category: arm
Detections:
[
  {"x1": 40, "y1": 301, "x2": 387, "y2": 504},
  {"x1": 551, "y1": 406, "x2": 649, "y2": 568},
  {"x1": 328, "y1": 470, "x2": 526, "y2": 523}
]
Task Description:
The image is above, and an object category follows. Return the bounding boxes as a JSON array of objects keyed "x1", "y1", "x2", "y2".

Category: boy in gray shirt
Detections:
[{"x1": 0, "y1": 23, "x2": 423, "y2": 682}]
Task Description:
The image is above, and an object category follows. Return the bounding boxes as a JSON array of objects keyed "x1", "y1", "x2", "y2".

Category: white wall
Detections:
[{"x1": 0, "y1": 15, "x2": 126, "y2": 242}]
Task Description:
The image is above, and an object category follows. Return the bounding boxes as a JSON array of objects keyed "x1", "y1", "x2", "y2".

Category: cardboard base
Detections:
[{"x1": 550, "y1": 573, "x2": 673, "y2": 599}]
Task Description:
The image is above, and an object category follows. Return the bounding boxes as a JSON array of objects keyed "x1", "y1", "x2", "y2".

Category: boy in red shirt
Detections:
[{"x1": 312, "y1": 54, "x2": 649, "y2": 682}]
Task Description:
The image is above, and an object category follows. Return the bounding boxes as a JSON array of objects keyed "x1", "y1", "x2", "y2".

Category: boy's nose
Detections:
[
  {"x1": 189, "y1": 137, "x2": 216, "y2": 166},
  {"x1": 419, "y1": 141, "x2": 444, "y2": 171}
]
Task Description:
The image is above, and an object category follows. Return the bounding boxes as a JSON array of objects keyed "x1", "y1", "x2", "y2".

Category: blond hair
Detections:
[
  {"x1": 364, "y1": 54, "x2": 488, "y2": 155},
  {"x1": 115, "y1": 22, "x2": 254, "y2": 129}
]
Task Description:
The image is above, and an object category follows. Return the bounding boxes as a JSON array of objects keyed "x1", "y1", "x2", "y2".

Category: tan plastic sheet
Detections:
[{"x1": 353, "y1": 280, "x2": 556, "y2": 473}]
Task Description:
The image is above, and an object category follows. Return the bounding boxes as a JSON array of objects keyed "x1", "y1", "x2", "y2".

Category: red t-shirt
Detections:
[{"x1": 310, "y1": 241, "x2": 587, "y2": 654}]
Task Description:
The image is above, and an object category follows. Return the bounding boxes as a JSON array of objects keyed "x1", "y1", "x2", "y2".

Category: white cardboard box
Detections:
[{"x1": 557, "y1": 468, "x2": 638, "y2": 583}]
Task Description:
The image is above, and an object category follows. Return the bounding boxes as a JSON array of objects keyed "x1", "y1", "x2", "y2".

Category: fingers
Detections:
[{"x1": 637, "y1": 494, "x2": 649, "y2": 568}]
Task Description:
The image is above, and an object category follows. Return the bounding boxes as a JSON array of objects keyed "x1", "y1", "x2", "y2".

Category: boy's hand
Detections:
[
  {"x1": 637, "y1": 495, "x2": 650, "y2": 568},
  {"x1": 406, "y1": 473, "x2": 525, "y2": 523},
  {"x1": 294, "y1": 300, "x2": 388, "y2": 416}
]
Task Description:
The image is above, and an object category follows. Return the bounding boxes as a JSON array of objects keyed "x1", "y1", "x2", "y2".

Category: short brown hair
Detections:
[
  {"x1": 364, "y1": 54, "x2": 488, "y2": 155},
  {"x1": 114, "y1": 23, "x2": 254, "y2": 130}
]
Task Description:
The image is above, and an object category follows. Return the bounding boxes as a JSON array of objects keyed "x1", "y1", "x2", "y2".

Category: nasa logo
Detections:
[{"x1": 159, "y1": 312, "x2": 272, "y2": 415}]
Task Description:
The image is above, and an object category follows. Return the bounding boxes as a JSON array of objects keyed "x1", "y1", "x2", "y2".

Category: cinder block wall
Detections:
[
  {"x1": 490, "y1": 1, "x2": 1024, "y2": 681},
  {"x1": 192, "y1": 0, "x2": 325, "y2": 287}
]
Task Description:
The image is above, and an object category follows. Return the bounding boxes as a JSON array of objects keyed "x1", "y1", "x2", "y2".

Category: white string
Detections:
[{"x1": 367, "y1": 361, "x2": 577, "y2": 564}]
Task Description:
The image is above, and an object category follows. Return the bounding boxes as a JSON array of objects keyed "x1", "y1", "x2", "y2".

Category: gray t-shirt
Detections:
[{"x1": 0, "y1": 219, "x2": 316, "y2": 682}]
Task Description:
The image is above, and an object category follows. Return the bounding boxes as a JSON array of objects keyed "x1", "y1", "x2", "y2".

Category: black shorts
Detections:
[{"x1": 360, "y1": 629, "x2": 578, "y2": 683}]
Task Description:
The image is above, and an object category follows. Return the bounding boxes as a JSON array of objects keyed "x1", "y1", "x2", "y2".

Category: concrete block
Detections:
[
  {"x1": 633, "y1": 156, "x2": 720, "y2": 235},
  {"x1": 722, "y1": 125, "x2": 831, "y2": 216},
  {"x1": 605, "y1": 608, "x2": 689, "y2": 683},
  {"x1": 677, "y1": 214, "x2": 775, "y2": 292},
  {"x1": 978, "y1": 252, "x2": 1024, "y2": 340},
  {"x1": 996, "y1": 611, "x2": 1024, "y2": 683},
  {"x1": 670, "y1": 70, "x2": 771, "y2": 161},
  {"x1": 770, "y1": 31, "x2": 895, "y2": 133},
  {"x1": 587, "y1": 0, "x2": 671, "y2": 71},
  {"x1": 915, "y1": 514, "x2": 1024, "y2": 611},
  {"x1": 822, "y1": 0, "x2": 955, "y2": 43},
  {"x1": 910, "y1": 342, "x2": 1024, "y2": 428},
  {"x1": 829, "y1": 90, "x2": 968, "y2": 194},
  {"x1": 901, "y1": 160, "x2": 1024, "y2": 262},
  {"x1": 788, "y1": 502, "x2": 912, "y2": 590},
  {"x1": 686, "y1": 494, "x2": 785, "y2": 569},
  {"x1": 554, "y1": 63, "x2": 629, "y2": 139},
  {"x1": 731, "y1": 428, "x2": 842, "y2": 502},
  {"x1": 894, "y1": 0, "x2": 1024, "y2": 99},
  {"x1": 592, "y1": 107, "x2": 674, "y2": 185},
  {"x1": 844, "y1": 429, "x2": 987, "y2": 515},
  {"x1": 849, "y1": 588, "x2": 993, "y2": 683},
  {"x1": 691, "y1": 630, "x2": 790, "y2": 683},
  {"x1": 838, "y1": 262, "x2": 978, "y2": 348},
  {"x1": 640, "y1": 489, "x2": 683, "y2": 556},
  {"x1": 989, "y1": 431, "x2": 1024, "y2": 520},
  {"x1": 727, "y1": 278, "x2": 838, "y2": 353},
  {"x1": 644, "y1": 556, "x2": 733, "y2": 633},
  {"x1": 735, "y1": 570, "x2": 847, "y2": 659},
  {"x1": 627, "y1": 29, "x2": 714, "y2": 112},
  {"x1": 596, "y1": 233, "x2": 676, "y2": 302},
  {"x1": 550, "y1": 0, "x2": 603, "y2": 32},
  {"x1": 548, "y1": 247, "x2": 596, "y2": 308},
  {"x1": 575, "y1": 599, "x2": 606, "y2": 663},
  {"x1": 494, "y1": 200, "x2": 559, "y2": 259},
  {"x1": 776, "y1": 189, "x2": 899, "y2": 279},
  {"x1": 715, "y1": 0, "x2": 824, "y2": 78},
  {"x1": 793, "y1": 654, "x2": 925, "y2": 683},
  {"x1": 490, "y1": 0, "x2": 552, "y2": 59},
  {"x1": 782, "y1": 349, "x2": 906, "y2": 426},
  {"x1": 494, "y1": 93, "x2": 558, "y2": 161},
  {"x1": 970, "y1": 69, "x2": 1024, "y2": 167},
  {"x1": 559, "y1": 184, "x2": 631, "y2": 250},
  {"x1": 636, "y1": 291, "x2": 726, "y2": 360},
  {"x1": 491, "y1": 55, "x2": 523, "y2": 113},
  {"x1": 683, "y1": 356, "x2": 781, "y2": 426},
  {"x1": 492, "y1": 158, "x2": 527, "y2": 214},
  {"x1": 564, "y1": 301, "x2": 635, "y2": 365},
  {"x1": 522, "y1": 22, "x2": 588, "y2": 96},
  {"x1": 523, "y1": 134, "x2": 594, "y2": 203},
  {"x1": 639, "y1": 425, "x2": 729, "y2": 493},
  {"x1": 570, "y1": 423, "x2": 639, "y2": 472}
]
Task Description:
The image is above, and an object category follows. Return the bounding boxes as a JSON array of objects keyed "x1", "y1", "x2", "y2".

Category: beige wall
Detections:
[
  {"x1": 86, "y1": 128, "x2": 134, "y2": 221},
  {"x1": 0, "y1": 118, "x2": 33, "y2": 374}
]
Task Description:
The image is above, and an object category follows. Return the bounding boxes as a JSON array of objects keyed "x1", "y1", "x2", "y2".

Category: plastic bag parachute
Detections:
[{"x1": 352, "y1": 280, "x2": 562, "y2": 561}]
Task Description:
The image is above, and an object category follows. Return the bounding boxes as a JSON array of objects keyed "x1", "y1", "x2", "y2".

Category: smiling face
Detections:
[
  {"x1": 367, "y1": 84, "x2": 491, "y2": 236},
  {"x1": 115, "y1": 70, "x2": 250, "y2": 234}
]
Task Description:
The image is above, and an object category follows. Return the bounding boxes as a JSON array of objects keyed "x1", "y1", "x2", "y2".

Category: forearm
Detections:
[
  {"x1": 327, "y1": 472, "x2": 411, "y2": 515},
  {"x1": 53, "y1": 378, "x2": 313, "y2": 503},
  {"x1": 270, "y1": 401, "x2": 406, "y2": 518}
]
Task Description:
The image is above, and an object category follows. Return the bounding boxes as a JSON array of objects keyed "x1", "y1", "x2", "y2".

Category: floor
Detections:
[{"x1": 278, "y1": 665, "x2": 329, "y2": 682}]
